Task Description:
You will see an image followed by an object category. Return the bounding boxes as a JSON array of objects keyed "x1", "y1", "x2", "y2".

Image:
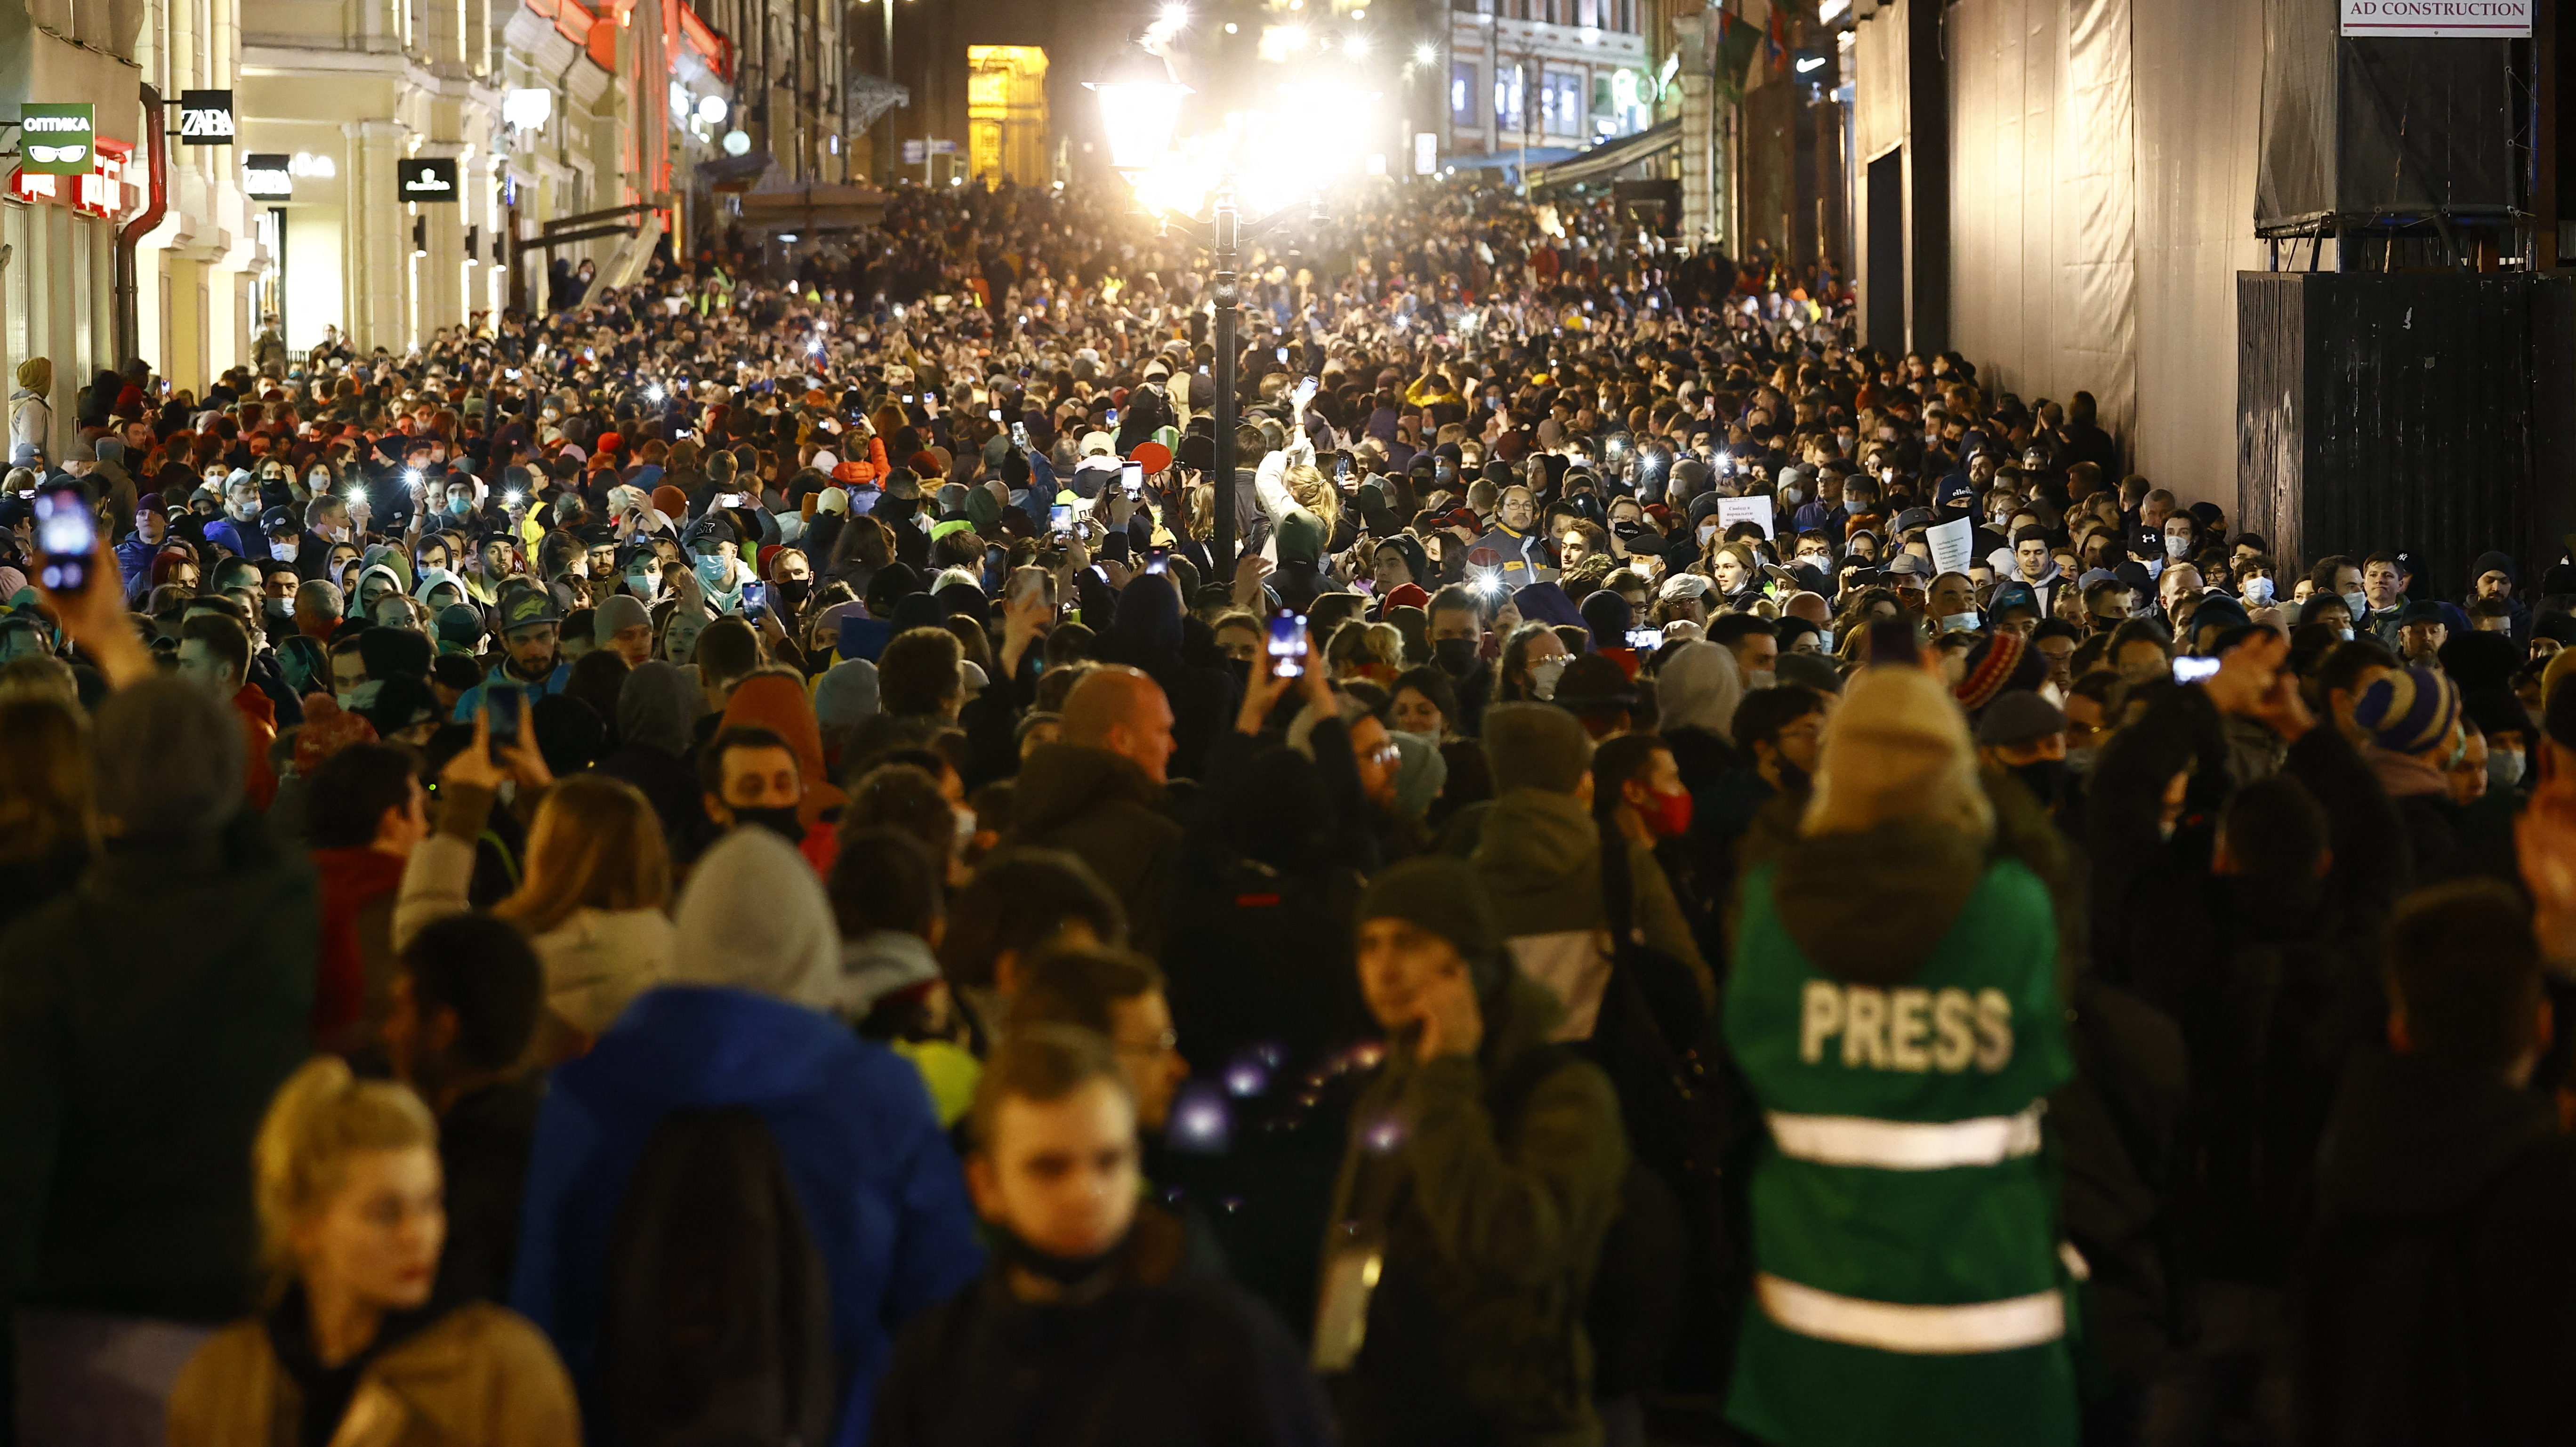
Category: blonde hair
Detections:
[
  {"x1": 252, "y1": 1058, "x2": 437, "y2": 1297},
  {"x1": 494, "y1": 775, "x2": 672, "y2": 936},
  {"x1": 1282, "y1": 463, "x2": 1342, "y2": 533}
]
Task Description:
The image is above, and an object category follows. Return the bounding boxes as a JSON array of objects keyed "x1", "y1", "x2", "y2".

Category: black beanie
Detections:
[{"x1": 1358, "y1": 857, "x2": 1506, "y2": 1002}]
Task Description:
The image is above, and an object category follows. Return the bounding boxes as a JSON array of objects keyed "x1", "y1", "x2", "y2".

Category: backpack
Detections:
[
  {"x1": 1564, "y1": 824, "x2": 1759, "y2": 1397},
  {"x1": 592, "y1": 1106, "x2": 844, "y2": 1447}
]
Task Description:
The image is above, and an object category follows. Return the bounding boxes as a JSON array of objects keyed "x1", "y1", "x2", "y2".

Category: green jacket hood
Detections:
[
  {"x1": 1768, "y1": 821, "x2": 1989, "y2": 987},
  {"x1": 1009, "y1": 742, "x2": 1165, "y2": 838}
]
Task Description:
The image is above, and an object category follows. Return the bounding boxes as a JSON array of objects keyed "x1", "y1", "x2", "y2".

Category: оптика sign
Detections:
[
  {"x1": 19, "y1": 104, "x2": 96, "y2": 175},
  {"x1": 397, "y1": 157, "x2": 459, "y2": 201}
]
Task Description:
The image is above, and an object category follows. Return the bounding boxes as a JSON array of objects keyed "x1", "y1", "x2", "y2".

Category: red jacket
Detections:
[
  {"x1": 309, "y1": 845, "x2": 408, "y2": 1050},
  {"x1": 233, "y1": 683, "x2": 279, "y2": 813}
]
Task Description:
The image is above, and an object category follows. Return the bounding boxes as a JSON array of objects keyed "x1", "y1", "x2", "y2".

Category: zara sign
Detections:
[{"x1": 178, "y1": 90, "x2": 235, "y2": 144}]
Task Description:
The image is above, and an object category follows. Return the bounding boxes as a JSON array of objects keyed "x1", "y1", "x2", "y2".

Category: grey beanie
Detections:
[
  {"x1": 1481, "y1": 702, "x2": 1595, "y2": 795},
  {"x1": 813, "y1": 658, "x2": 881, "y2": 733},
  {"x1": 593, "y1": 592, "x2": 651, "y2": 646},
  {"x1": 94, "y1": 676, "x2": 245, "y2": 838},
  {"x1": 671, "y1": 827, "x2": 841, "y2": 1008}
]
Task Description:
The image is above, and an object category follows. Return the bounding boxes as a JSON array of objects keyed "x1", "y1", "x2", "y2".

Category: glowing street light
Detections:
[
  {"x1": 1085, "y1": 45, "x2": 1192, "y2": 175},
  {"x1": 1414, "y1": 41, "x2": 1439, "y2": 64},
  {"x1": 1344, "y1": 32, "x2": 1371, "y2": 56}
]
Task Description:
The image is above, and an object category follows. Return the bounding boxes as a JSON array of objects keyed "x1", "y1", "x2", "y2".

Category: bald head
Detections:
[{"x1": 1060, "y1": 665, "x2": 1177, "y2": 786}]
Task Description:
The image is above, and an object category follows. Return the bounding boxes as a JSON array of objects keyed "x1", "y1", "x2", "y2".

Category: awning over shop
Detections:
[
  {"x1": 1444, "y1": 145, "x2": 1584, "y2": 173},
  {"x1": 732, "y1": 181, "x2": 889, "y2": 234},
  {"x1": 1527, "y1": 118, "x2": 1681, "y2": 192}
]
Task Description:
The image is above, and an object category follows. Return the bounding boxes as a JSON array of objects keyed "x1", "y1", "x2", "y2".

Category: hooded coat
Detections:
[
  {"x1": 1324, "y1": 974, "x2": 1628, "y2": 1447},
  {"x1": 1468, "y1": 787, "x2": 1711, "y2": 1006},
  {"x1": 596, "y1": 660, "x2": 714, "y2": 863},
  {"x1": 507, "y1": 986, "x2": 982, "y2": 1447},
  {"x1": 1005, "y1": 743, "x2": 1185, "y2": 956}
]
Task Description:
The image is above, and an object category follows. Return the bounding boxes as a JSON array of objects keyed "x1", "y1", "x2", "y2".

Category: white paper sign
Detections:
[
  {"x1": 1716, "y1": 494, "x2": 1775, "y2": 540},
  {"x1": 2341, "y1": 0, "x2": 2530, "y2": 38},
  {"x1": 1927, "y1": 516, "x2": 1974, "y2": 577}
]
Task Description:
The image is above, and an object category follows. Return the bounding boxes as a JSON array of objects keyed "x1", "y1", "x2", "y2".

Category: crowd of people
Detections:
[{"x1": 3, "y1": 173, "x2": 2576, "y2": 1447}]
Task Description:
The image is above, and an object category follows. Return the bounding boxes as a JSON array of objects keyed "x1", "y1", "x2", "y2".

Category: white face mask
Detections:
[
  {"x1": 1748, "y1": 668, "x2": 1777, "y2": 692},
  {"x1": 271, "y1": 540, "x2": 298, "y2": 563},
  {"x1": 1530, "y1": 655, "x2": 1569, "y2": 700},
  {"x1": 1816, "y1": 628, "x2": 1834, "y2": 653},
  {"x1": 2164, "y1": 534, "x2": 2190, "y2": 559}
]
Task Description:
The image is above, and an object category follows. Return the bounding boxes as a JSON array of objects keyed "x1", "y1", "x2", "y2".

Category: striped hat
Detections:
[
  {"x1": 1955, "y1": 629, "x2": 2045, "y2": 715},
  {"x1": 2352, "y1": 666, "x2": 2462, "y2": 756}
]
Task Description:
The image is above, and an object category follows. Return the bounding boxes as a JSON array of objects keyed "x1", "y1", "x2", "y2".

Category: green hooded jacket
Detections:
[{"x1": 1325, "y1": 974, "x2": 1630, "y2": 1447}]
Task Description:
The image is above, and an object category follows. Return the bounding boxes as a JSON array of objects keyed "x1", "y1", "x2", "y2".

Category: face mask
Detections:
[
  {"x1": 336, "y1": 681, "x2": 384, "y2": 713},
  {"x1": 1696, "y1": 523, "x2": 1718, "y2": 548},
  {"x1": 733, "y1": 805, "x2": 805, "y2": 844},
  {"x1": 2164, "y1": 534, "x2": 2190, "y2": 559},
  {"x1": 2242, "y1": 576, "x2": 2274, "y2": 606},
  {"x1": 1530, "y1": 655, "x2": 1569, "y2": 700},
  {"x1": 2489, "y1": 748, "x2": 2525, "y2": 790},
  {"x1": 226, "y1": 498, "x2": 259, "y2": 523},
  {"x1": 1780, "y1": 488, "x2": 1803, "y2": 507},
  {"x1": 1814, "y1": 628, "x2": 1833, "y2": 654},
  {"x1": 2342, "y1": 589, "x2": 2370, "y2": 621},
  {"x1": 270, "y1": 540, "x2": 298, "y2": 563},
  {"x1": 264, "y1": 596, "x2": 293, "y2": 621},
  {"x1": 1434, "y1": 636, "x2": 1480, "y2": 677},
  {"x1": 2012, "y1": 759, "x2": 2068, "y2": 808},
  {"x1": 2065, "y1": 746, "x2": 2098, "y2": 774},
  {"x1": 695, "y1": 555, "x2": 731, "y2": 589},
  {"x1": 1940, "y1": 611, "x2": 1980, "y2": 633},
  {"x1": 776, "y1": 577, "x2": 812, "y2": 606},
  {"x1": 448, "y1": 495, "x2": 474, "y2": 516},
  {"x1": 1640, "y1": 787, "x2": 1693, "y2": 839},
  {"x1": 1747, "y1": 667, "x2": 1777, "y2": 692},
  {"x1": 627, "y1": 567, "x2": 660, "y2": 596},
  {"x1": 2336, "y1": 626, "x2": 2355, "y2": 643}
]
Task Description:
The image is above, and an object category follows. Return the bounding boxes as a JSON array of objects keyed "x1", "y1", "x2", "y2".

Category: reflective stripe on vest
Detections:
[
  {"x1": 1756, "y1": 1272, "x2": 2066, "y2": 1356},
  {"x1": 1765, "y1": 1101, "x2": 2045, "y2": 1171}
]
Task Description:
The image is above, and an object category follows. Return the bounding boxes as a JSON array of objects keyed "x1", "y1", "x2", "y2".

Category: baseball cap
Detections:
[{"x1": 500, "y1": 589, "x2": 563, "y2": 635}]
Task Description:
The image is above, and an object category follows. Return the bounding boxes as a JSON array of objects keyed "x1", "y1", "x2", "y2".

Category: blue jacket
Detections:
[
  {"x1": 509, "y1": 986, "x2": 983, "y2": 1447},
  {"x1": 114, "y1": 532, "x2": 161, "y2": 602}
]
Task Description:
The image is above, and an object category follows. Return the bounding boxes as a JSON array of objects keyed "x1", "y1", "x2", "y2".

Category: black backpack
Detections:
[
  {"x1": 592, "y1": 1106, "x2": 844, "y2": 1447},
  {"x1": 1578, "y1": 824, "x2": 1758, "y2": 1397}
]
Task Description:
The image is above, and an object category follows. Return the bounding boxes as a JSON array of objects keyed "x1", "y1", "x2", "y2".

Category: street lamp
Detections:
[{"x1": 1091, "y1": 47, "x2": 1316, "y2": 574}]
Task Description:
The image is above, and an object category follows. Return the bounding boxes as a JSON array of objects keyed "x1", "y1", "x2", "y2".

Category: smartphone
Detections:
[
  {"x1": 32, "y1": 481, "x2": 96, "y2": 593},
  {"x1": 741, "y1": 580, "x2": 767, "y2": 619},
  {"x1": 1336, "y1": 456, "x2": 1352, "y2": 490},
  {"x1": 1120, "y1": 461, "x2": 1143, "y2": 498},
  {"x1": 1268, "y1": 614, "x2": 1310, "y2": 678},
  {"x1": 2174, "y1": 655, "x2": 2222, "y2": 684},
  {"x1": 1049, "y1": 503, "x2": 1074, "y2": 537},
  {"x1": 715, "y1": 492, "x2": 745, "y2": 510},
  {"x1": 1011, "y1": 421, "x2": 1030, "y2": 449},
  {"x1": 1145, "y1": 551, "x2": 1169, "y2": 575},
  {"x1": 989, "y1": 408, "x2": 1003, "y2": 422},
  {"x1": 1626, "y1": 626, "x2": 1661, "y2": 650},
  {"x1": 483, "y1": 682, "x2": 523, "y2": 762},
  {"x1": 1106, "y1": 408, "x2": 1119, "y2": 426},
  {"x1": 1276, "y1": 347, "x2": 1290, "y2": 363}
]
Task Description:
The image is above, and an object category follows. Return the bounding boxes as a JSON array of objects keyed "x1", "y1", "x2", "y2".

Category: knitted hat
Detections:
[
  {"x1": 2352, "y1": 666, "x2": 2462, "y2": 756},
  {"x1": 1805, "y1": 665, "x2": 1989, "y2": 839},
  {"x1": 1481, "y1": 702, "x2": 1595, "y2": 794},
  {"x1": 1357, "y1": 856, "x2": 1506, "y2": 1001},
  {"x1": 291, "y1": 694, "x2": 378, "y2": 777},
  {"x1": 651, "y1": 484, "x2": 688, "y2": 518},
  {"x1": 94, "y1": 676, "x2": 245, "y2": 839},
  {"x1": 1955, "y1": 630, "x2": 2046, "y2": 715},
  {"x1": 593, "y1": 592, "x2": 650, "y2": 645}
]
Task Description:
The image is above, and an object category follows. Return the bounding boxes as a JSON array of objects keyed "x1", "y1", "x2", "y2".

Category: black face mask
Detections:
[
  {"x1": 732, "y1": 806, "x2": 805, "y2": 844},
  {"x1": 1434, "y1": 636, "x2": 1481, "y2": 677},
  {"x1": 775, "y1": 577, "x2": 813, "y2": 606},
  {"x1": 993, "y1": 1222, "x2": 1129, "y2": 1288},
  {"x1": 2012, "y1": 759, "x2": 2069, "y2": 808}
]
